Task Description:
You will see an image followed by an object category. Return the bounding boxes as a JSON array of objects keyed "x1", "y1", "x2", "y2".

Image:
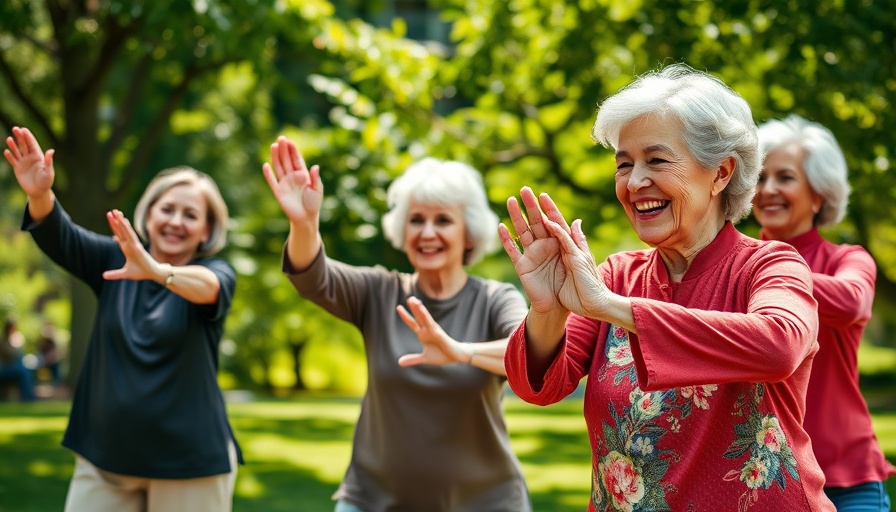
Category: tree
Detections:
[{"x1": 0, "y1": 0, "x2": 317, "y2": 385}]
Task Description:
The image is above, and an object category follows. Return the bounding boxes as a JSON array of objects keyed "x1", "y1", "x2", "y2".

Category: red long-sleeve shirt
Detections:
[
  {"x1": 506, "y1": 223, "x2": 835, "y2": 511},
  {"x1": 768, "y1": 228, "x2": 895, "y2": 487}
]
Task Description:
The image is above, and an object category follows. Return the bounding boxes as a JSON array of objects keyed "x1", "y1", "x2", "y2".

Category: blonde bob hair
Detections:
[
  {"x1": 381, "y1": 158, "x2": 499, "y2": 266},
  {"x1": 133, "y1": 166, "x2": 229, "y2": 258},
  {"x1": 592, "y1": 63, "x2": 761, "y2": 222}
]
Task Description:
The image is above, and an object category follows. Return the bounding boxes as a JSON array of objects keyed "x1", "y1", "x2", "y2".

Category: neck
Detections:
[
  {"x1": 657, "y1": 218, "x2": 726, "y2": 282},
  {"x1": 414, "y1": 266, "x2": 469, "y2": 299}
]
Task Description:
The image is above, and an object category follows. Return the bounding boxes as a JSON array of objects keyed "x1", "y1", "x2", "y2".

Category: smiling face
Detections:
[
  {"x1": 403, "y1": 199, "x2": 470, "y2": 274},
  {"x1": 614, "y1": 115, "x2": 731, "y2": 259},
  {"x1": 145, "y1": 183, "x2": 211, "y2": 264},
  {"x1": 752, "y1": 142, "x2": 822, "y2": 241}
]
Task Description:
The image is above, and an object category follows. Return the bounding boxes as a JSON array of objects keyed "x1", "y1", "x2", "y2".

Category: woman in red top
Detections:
[
  {"x1": 753, "y1": 114, "x2": 895, "y2": 510},
  {"x1": 500, "y1": 64, "x2": 836, "y2": 511}
]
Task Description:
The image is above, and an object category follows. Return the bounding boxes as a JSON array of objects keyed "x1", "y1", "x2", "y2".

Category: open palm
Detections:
[
  {"x1": 262, "y1": 136, "x2": 323, "y2": 226},
  {"x1": 4, "y1": 127, "x2": 55, "y2": 198},
  {"x1": 102, "y1": 209, "x2": 160, "y2": 282}
]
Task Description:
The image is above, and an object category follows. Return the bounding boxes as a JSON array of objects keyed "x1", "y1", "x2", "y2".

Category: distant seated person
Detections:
[
  {"x1": 0, "y1": 318, "x2": 36, "y2": 401},
  {"x1": 37, "y1": 321, "x2": 63, "y2": 387}
]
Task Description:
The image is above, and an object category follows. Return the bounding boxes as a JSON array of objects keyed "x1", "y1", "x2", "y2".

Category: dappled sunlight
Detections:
[{"x1": 2, "y1": 398, "x2": 893, "y2": 510}]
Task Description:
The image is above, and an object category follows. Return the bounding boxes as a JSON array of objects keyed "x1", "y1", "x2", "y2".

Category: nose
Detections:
[
  {"x1": 420, "y1": 220, "x2": 436, "y2": 237},
  {"x1": 168, "y1": 210, "x2": 185, "y2": 225},
  {"x1": 758, "y1": 176, "x2": 777, "y2": 195},
  {"x1": 627, "y1": 163, "x2": 652, "y2": 192}
]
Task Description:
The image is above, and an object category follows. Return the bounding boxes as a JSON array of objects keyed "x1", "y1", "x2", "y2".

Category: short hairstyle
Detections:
[
  {"x1": 381, "y1": 158, "x2": 499, "y2": 266},
  {"x1": 591, "y1": 63, "x2": 761, "y2": 222},
  {"x1": 133, "y1": 166, "x2": 230, "y2": 258},
  {"x1": 757, "y1": 114, "x2": 849, "y2": 227}
]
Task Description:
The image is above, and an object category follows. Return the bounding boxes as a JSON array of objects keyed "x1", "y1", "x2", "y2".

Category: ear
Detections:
[
  {"x1": 812, "y1": 194, "x2": 824, "y2": 214},
  {"x1": 711, "y1": 156, "x2": 736, "y2": 196}
]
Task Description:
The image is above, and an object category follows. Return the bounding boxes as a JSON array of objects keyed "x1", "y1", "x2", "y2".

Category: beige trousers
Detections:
[{"x1": 63, "y1": 442, "x2": 238, "y2": 512}]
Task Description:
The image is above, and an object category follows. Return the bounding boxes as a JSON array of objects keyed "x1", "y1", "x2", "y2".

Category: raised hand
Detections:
[
  {"x1": 262, "y1": 136, "x2": 323, "y2": 227},
  {"x1": 498, "y1": 187, "x2": 569, "y2": 316},
  {"x1": 102, "y1": 209, "x2": 164, "y2": 282},
  {"x1": 396, "y1": 297, "x2": 467, "y2": 367},
  {"x1": 4, "y1": 127, "x2": 55, "y2": 199},
  {"x1": 543, "y1": 217, "x2": 612, "y2": 319}
]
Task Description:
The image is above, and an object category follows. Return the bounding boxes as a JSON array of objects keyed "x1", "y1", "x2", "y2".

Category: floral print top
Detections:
[{"x1": 506, "y1": 223, "x2": 835, "y2": 511}]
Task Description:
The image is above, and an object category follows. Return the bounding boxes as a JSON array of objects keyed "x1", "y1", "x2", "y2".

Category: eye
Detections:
[
  {"x1": 648, "y1": 157, "x2": 668, "y2": 165},
  {"x1": 436, "y1": 215, "x2": 454, "y2": 225},
  {"x1": 615, "y1": 161, "x2": 633, "y2": 173},
  {"x1": 408, "y1": 215, "x2": 424, "y2": 224}
]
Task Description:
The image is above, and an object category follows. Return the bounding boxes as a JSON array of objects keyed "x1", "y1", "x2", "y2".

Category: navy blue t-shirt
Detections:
[{"x1": 24, "y1": 201, "x2": 241, "y2": 478}]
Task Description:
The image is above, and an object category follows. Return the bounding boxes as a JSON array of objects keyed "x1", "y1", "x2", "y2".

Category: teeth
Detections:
[{"x1": 635, "y1": 200, "x2": 666, "y2": 211}]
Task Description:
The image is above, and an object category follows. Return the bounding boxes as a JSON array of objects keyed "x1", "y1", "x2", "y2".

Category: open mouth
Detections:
[{"x1": 634, "y1": 200, "x2": 669, "y2": 214}]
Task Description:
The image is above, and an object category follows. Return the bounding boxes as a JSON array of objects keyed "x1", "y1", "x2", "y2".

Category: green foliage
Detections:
[{"x1": 2, "y1": 0, "x2": 895, "y2": 390}]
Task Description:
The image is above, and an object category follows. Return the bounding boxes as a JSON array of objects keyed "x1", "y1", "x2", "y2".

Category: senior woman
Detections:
[
  {"x1": 753, "y1": 114, "x2": 895, "y2": 510},
  {"x1": 262, "y1": 137, "x2": 530, "y2": 512},
  {"x1": 4, "y1": 127, "x2": 241, "y2": 512},
  {"x1": 499, "y1": 65, "x2": 835, "y2": 511}
]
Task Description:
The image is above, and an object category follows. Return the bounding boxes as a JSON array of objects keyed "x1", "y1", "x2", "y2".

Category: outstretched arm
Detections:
[
  {"x1": 262, "y1": 136, "x2": 324, "y2": 270},
  {"x1": 396, "y1": 297, "x2": 509, "y2": 376},
  {"x1": 103, "y1": 209, "x2": 221, "y2": 304},
  {"x1": 4, "y1": 126, "x2": 56, "y2": 221}
]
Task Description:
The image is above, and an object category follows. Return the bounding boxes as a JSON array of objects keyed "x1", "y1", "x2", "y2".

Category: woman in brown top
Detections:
[{"x1": 262, "y1": 136, "x2": 530, "y2": 512}]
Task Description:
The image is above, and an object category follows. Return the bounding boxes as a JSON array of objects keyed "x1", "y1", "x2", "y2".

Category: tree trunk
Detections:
[
  {"x1": 65, "y1": 277, "x2": 97, "y2": 389},
  {"x1": 291, "y1": 341, "x2": 307, "y2": 391}
]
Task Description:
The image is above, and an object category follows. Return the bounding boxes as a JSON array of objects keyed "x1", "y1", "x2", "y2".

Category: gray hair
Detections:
[
  {"x1": 591, "y1": 63, "x2": 760, "y2": 222},
  {"x1": 133, "y1": 166, "x2": 230, "y2": 258},
  {"x1": 381, "y1": 158, "x2": 499, "y2": 266},
  {"x1": 757, "y1": 114, "x2": 849, "y2": 227}
]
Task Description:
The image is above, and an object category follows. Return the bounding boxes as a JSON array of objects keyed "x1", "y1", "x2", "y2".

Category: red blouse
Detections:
[
  {"x1": 507, "y1": 223, "x2": 835, "y2": 511},
  {"x1": 768, "y1": 228, "x2": 895, "y2": 487}
]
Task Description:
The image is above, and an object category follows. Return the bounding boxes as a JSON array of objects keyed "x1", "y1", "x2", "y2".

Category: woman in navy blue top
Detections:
[{"x1": 5, "y1": 126, "x2": 241, "y2": 512}]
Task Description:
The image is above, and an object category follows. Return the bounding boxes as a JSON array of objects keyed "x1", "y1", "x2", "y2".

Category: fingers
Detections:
[
  {"x1": 396, "y1": 304, "x2": 416, "y2": 330},
  {"x1": 44, "y1": 149, "x2": 54, "y2": 169},
  {"x1": 539, "y1": 193, "x2": 571, "y2": 233},
  {"x1": 309, "y1": 165, "x2": 322, "y2": 193},
  {"x1": 498, "y1": 223, "x2": 522, "y2": 264},
  {"x1": 22, "y1": 127, "x2": 41, "y2": 155},
  {"x1": 285, "y1": 137, "x2": 307, "y2": 172},
  {"x1": 544, "y1": 219, "x2": 578, "y2": 254},
  {"x1": 397, "y1": 353, "x2": 425, "y2": 367},
  {"x1": 106, "y1": 210, "x2": 139, "y2": 246},
  {"x1": 5, "y1": 136, "x2": 21, "y2": 160},
  {"x1": 519, "y1": 187, "x2": 550, "y2": 239},
  {"x1": 405, "y1": 297, "x2": 435, "y2": 330},
  {"x1": 261, "y1": 162, "x2": 279, "y2": 193}
]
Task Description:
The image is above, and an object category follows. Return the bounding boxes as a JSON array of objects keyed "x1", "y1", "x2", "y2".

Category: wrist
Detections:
[
  {"x1": 158, "y1": 263, "x2": 175, "y2": 287},
  {"x1": 467, "y1": 344, "x2": 476, "y2": 365}
]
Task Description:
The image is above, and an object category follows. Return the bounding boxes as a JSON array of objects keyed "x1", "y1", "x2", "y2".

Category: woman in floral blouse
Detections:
[{"x1": 499, "y1": 64, "x2": 835, "y2": 511}]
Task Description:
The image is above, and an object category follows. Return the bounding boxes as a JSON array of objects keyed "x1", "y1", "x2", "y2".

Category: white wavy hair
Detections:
[
  {"x1": 757, "y1": 114, "x2": 850, "y2": 227},
  {"x1": 381, "y1": 158, "x2": 499, "y2": 265},
  {"x1": 591, "y1": 63, "x2": 761, "y2": 222}
]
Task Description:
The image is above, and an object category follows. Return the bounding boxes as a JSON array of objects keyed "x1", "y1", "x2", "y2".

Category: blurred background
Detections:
[{"x1": 0, "y1": 0, "x2": 893, "y2": 510}]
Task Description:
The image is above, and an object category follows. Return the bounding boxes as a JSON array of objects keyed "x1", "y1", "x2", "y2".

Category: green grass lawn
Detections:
[{"x1": 0, "y1": 395, "x2": 893, "y2": 511}]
